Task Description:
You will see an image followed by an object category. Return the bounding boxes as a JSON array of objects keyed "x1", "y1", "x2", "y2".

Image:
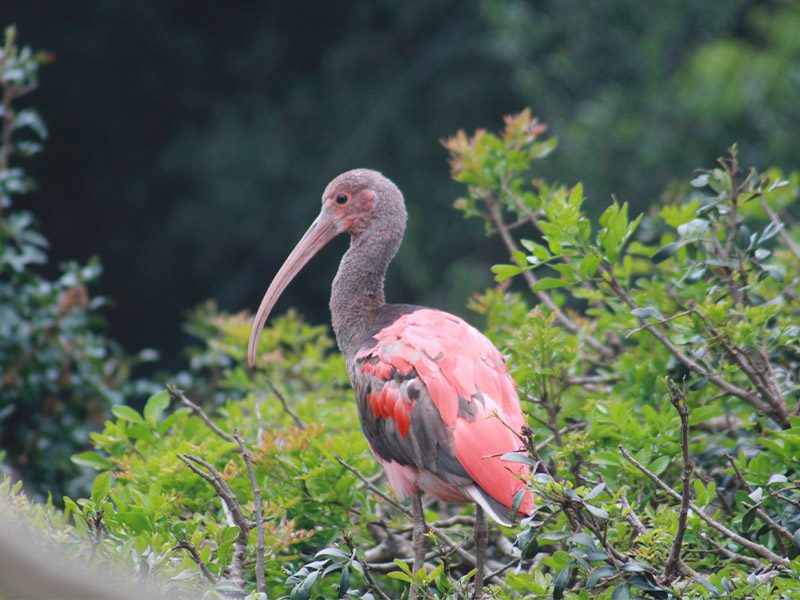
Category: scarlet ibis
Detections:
[{"x1": 248, "y1": 169, "x2": 533, "y2": 596}]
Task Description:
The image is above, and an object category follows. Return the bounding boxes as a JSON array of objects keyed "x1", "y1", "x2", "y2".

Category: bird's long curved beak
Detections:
[{"x1": 247, "y1": 209, "x2": 342, "y2": 367}]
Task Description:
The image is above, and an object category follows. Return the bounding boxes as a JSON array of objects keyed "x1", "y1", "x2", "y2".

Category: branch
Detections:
[
  {"x1": 698, "y1": 533, "x2": 764, "y2": 570},
  {"x1": 689, "y1": 310, "x2": 789, "y2": 427},
  {"x1": 663, "y1": 381, "x2": 693, "y2": 578},
  {"x1": 262, "y1": 376, "x2": 306, "y2": 430},
  {"x1": 759, "y1": 198, "x2": 800, "y2": 262},
  {"x1": 177, "y1": 454, "x2": 250, "y2": 588},
  {"x1": 234, "y1": 430, "x2": 266, "y2": 595},
  {"x1": 602, "y1": 270, "x2": 776, "y2": 418},
  {"x1": 725, "y1": 455, "x2": 791, "y2": 554},
  {"x1": 619, "y1": 493, "x2": 647, "y2": 539},
  {"x1": 167, "y1": 384, "x2": 235, "y2": 443},
  {"x1": 343, "y1": 534, "x2": 392, "y2": 600},
  {"x1": 171, "y1": 540, "x2": 218, "y2": 585},
  {"x1": 618, "y1": 445, "x2": 788, "y2": 566},
  {"x1": 334, "y1": 454, "x2": 409, "y2": 515}
]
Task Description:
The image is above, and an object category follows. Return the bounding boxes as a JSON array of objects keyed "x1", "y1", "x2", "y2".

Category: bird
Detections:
[{"x1": 247, "y1": 169, "x2": 533, "y2": 597}]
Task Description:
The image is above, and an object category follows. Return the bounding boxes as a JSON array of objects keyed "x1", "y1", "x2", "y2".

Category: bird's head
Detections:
[{"x1": 247, "y1": 169, "x2": 406, "y2": 367}]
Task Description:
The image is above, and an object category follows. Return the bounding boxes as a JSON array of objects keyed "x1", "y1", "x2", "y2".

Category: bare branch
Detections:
[
  {"x1": 167, "y1": 384, "x2": 235, "y2": 443},
  {"x1": 177, "y1": 454, "x2": 250, "y2": 588},
  {"x1": 619, "y1": 493, "x2": 647, "y2": 539},
  {"x1": 725, "y1": 455, "x2": 791, "y2": 554},
  {"x1": 333, "y1": 454, "x2": 409, "y2": 515},
  {"x1": 602, "y1": 271, "x2": 778, "y2": 420},
  {"x1": 664, "y1": 381, "x2": 693, "y2": 578},
  {"x1": 171, "y1": 540, "x2": 218, "y2": 585},
  {"x1": 698, "y1": 533, "x2": 764, "y2": 570},
  {"x1": 262, "y1": 376, "x2": 306, "y2": 430},
  {"x1": 234, "y1": 430, "x2": 266, "y2": 595},
  {"x1": 343, "y1": 535, "x2": 392, "y2": 600},
  {"x1": 759, "y1": 197, "x2": 800, "y2": 262}
]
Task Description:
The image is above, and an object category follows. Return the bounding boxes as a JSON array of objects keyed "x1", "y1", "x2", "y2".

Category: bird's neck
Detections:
[{"x1": 330, "y1": 227, "x2": 402, "y2": 358}]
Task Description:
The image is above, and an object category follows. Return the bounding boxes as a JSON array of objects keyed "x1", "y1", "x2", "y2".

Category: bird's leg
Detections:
[
  {"x1": 409, "y1": 491, "x2": 427, "y2": 597},
  {"x1": 473, "y1": 504, "x2": 488, "y2": 599}
]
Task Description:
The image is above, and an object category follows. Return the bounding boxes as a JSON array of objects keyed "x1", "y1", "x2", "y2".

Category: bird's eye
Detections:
[{"x1": 335, "y1": 193, "x2": 348, "y2": 205}]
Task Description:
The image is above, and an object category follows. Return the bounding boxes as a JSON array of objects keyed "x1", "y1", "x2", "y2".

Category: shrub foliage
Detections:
[{"x1": 2, "y1": 28, "x2": 800, "y2": 600}]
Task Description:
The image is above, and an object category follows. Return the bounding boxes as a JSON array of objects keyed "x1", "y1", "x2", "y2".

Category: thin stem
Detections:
[
  {"x1": 759, "y1": 197, "x2": 800, "y2": 262},
  {"x1": 663, "y1": 381, "x2": 693, "y2": 578},
  {"x1": 171, "y1": 540, "x2": 219, "y2": 585},
  {"x1": 725, "y1": 455, "x2": 791, "y2": 554},
  {"x1": 167, "y1": 384, "x2": 235, "y2": 443},
  {"x1": 178, "y1": 454, "x2": 250, "y2": 589},
  {"x1": 234, "y1": 430, "x2": 266, "y2": 595}
]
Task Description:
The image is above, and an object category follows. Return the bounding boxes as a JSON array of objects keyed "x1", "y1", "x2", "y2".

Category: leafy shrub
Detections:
[
  {"x1": 444, "y1": 110, "x2": 800, "y2": 598},
  {"x1": 0, "y1": 27, "x2": 154, "y2": 499}
]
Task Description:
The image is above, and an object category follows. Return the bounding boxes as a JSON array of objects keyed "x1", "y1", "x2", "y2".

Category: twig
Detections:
[
  {"x1": 619, "y1": 493, "x2": 647, "y2": 539},
  {"x1": 618, "y1": 445, "x2": 788, "y2": 566},
  {"x1": 344, "y1": 534, "x2": 392, "y2": 600},
  {"x1": 664, "y1": 380, "x2": 693, "y2": 578},
  {"x1": 167, "y1": 384, "x2": 235, "y2": 443},
  {"x1": 178, "y1": 454, "x2": 250, "y2": 588},
  {"x1": 234, "y1": 430, "x2": 266, "y2": 595},
  {"x1": 334, "y1": 454, "x2": 409, "y2": 515},
  {"x1": 698, "y1": 533, "x2": 764, "y2": 570},
  {"x1": 263, "y1": 376, "x2": 306, "y2": 430},
  {"x1": 725, "y1": 455, "x2": 791, "y2": 554},
  {"x1": 171, "y1": 540, "x2": 218, "y2": 585},
  {"x1": 690, "y1": 309, "x2": 789, "y2": 426},
  {"x1": 759, "y1": 198, "x2": 800, "y2": 262}
]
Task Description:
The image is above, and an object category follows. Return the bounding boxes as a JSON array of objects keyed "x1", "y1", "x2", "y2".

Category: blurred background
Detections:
[{"x1": 5, "y1": 0, "x2": 800, "y2": 369}]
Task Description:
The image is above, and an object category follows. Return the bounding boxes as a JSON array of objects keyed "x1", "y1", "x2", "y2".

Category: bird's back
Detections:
[{"x1": 349, "y1": 306, "x2": 533, "y2": 524}]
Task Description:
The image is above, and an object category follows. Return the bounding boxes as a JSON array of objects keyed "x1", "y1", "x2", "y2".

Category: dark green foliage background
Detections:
[{"x1": 4, "y1": 0, "x2": 799, "y2": 367}]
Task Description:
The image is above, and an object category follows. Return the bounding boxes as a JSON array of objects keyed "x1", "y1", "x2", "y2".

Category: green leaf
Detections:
[
  {"x1": 521, "y1": 535, "x2": 539, "y2": 560},
  {"x1": 71, "y1": 451, "x2": 114, "y2": 470},
  {"x1": 531, "y1": 277, "x2": 566, "y2": 291},
  {"x1": 501, "y1": 451, "x2": 537, "y2": 466},
  {"x1": 584, "y1": 482, "x2": 605, "y2": 501},
  {"x1": 587, "y1": 566, "x2": 615, "y2": 588},
  {"x1": 651, "y1": 241, "x2": 685, "y2": 263},
  {"x1": 143, "y1": 390, "x2": 170, "y2": 426},
  {"x1": 387, "y1": 571, "x2": 413, "y2": 583},
  {"x1": 91, "y1": 471, "x2": 110, "y2": 502},
  {"x1": 628, "y1": 574, "x2": 663, "y2": 592},
  {"x1": 111, "y1": 405, "x2": 144, "y2": 424},
  {"x1": 579, "y1": 254, "x2": 602, "y2": 278},
  {"x1": 221, "y1": 526, "x2": 240, "y2": 544},
  {"x1": 648, "y1": 455, "x2": 670, "y2": 476},
  {"x1": 316, "y1": 547, "x2": 349, "y2": 560},
  {"x1": 611, "y1": 585, "x2": 631, "y2": 600},
  {"x1": 338, "y1": 566, "x2": 350, "y2": 598},
  {"x1": 584, "y1": 504, "x2": 609, "y2": 519},
  {"x1": 491, "y1": 264, "x2": 524, "y2": 282},
  {"x1": 553, "y1": 565, "x2": 572, "y2": 600},
  {"x1": 631, "y1": 306, "x2": 665, "y2": 320}
]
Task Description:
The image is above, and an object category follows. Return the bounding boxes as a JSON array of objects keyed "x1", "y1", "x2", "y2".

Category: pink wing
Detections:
[{"x1": 355, "y1": 308, "x2": 533, "y2": 517}]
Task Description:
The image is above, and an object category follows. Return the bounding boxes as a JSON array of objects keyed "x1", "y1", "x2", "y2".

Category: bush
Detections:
[
  {"x1": 0, "y1": 26, "x2": 154, "y2": 499},
  {"x1": 444, "y1": 110, "x2": 800, "y2": 597}
]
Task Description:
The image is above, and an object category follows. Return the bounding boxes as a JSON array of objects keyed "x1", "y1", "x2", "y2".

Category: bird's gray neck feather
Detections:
[{"x1": 330, "y1": 228, "x2": 402, "y2": 358}]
